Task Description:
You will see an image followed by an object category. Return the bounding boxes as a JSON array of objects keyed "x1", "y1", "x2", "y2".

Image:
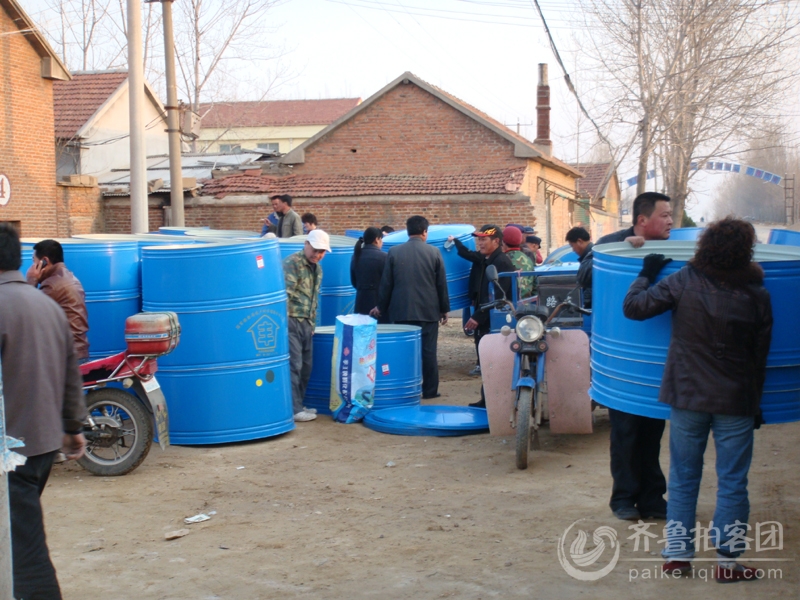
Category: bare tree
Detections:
[{"x1": 578, "y1": 0, "x2": 800, "y2": 226}]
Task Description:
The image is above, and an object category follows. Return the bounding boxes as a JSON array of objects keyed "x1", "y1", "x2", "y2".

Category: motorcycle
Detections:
[
  {"x1": 482, "y1": 265, "x2": 591, "y2": 469},
  {"x1": 78, "y1": 312, "x2": 179, "y2": 476}
]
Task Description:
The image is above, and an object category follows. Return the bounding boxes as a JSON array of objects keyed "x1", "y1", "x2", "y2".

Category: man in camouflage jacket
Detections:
[
  {"x1": 502, "y1": 226, "x2": 536, "y2": 299},
  {"x1": 283, "y1": 229, "x2": 331, "y2": 421}
]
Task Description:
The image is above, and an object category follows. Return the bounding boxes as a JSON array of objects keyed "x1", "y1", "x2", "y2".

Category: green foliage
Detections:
[{"x1": 682, "y1": 212, "x2": 696, "y2": 227}]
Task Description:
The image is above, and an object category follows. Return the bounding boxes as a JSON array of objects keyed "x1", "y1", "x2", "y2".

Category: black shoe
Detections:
[
  {"x1": 468, "y1": 399, "x2": 486, "y2": 408},
  {"x1": 641, "y1": 510, "x2": 667, "y2": 520},
  {"x1": 612, "y1": 506, "x2": 641, "y2": 521},
  {"x1": 422, "y1": 393, "x2": 441, "y2": 399}
]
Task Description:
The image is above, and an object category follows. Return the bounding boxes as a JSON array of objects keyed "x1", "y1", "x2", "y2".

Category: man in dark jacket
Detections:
[
  {"x1": 450, "y1": 225, "x2": 514, "y2": 407},
  {"x1": 589, "y1": 192, "x2": 674, "y2": 521},
  {"x1": 0, "y1": 223, "x2": 87, "y2": 600},
  {"x1": 26, "y1": 239, "x2": 90, "y2": 361},
  {"x1": 566, "y1": 227, "x2": 593, "y2": 309},
  {"x1": 372, "y1": 216, "x2": 450, "y2": 399},
  {"x1": 623, "y1": 217, "x2": 771, "y2": 582}
]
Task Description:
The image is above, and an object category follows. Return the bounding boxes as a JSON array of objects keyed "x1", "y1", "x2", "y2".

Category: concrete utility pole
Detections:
[
  {"x1": 160, "y1": 0, "x2": 185, "y2": 226},
  {"x1": 128, "y1": 0, "x2": 149, "y2": 233}
]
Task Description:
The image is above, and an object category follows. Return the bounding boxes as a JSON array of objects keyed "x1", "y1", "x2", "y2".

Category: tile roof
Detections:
[
  {"x1": 570, "y1": 162, "x2": 614, "y2": 199},
  {"x1": 198, "y1": 98, "x2": 362, "y2": 129},
  {"x1": 200, "y1": 167, "x2": 527, "y2": 199},
  {"x1": 54, "y1": 71, "x2": 128, "y2": 139}
]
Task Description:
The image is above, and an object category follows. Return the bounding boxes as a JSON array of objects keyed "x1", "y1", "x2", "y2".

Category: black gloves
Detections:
[{"x1": 639, "y1": 253, "x2": 673, "y2": 283}]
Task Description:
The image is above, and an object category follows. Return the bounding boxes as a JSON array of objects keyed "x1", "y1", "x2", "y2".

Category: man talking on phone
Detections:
[{"x1": 26, "y1": 239, "x2": 90, "y2": 363}]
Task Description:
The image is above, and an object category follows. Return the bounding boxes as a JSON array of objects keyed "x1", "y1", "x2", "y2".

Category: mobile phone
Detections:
[{"x1": 40, "y1": 258, "x2": 48, "y2": 267}]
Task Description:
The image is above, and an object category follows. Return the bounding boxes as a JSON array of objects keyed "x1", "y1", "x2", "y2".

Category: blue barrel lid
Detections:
[
  {"x1": 362, "y1": 417, "x2": 484, "y2": 437},
  {"x1": 668, "y1": 227, "x2": 704, "y2": 241},
  {"x1": 364, "y1": 405, "x2": 489, "y2": 430},
  {"x1": 768, "y1": 229, "x2": 800, "y2": 246},
  {"x1": 382, "y1": 224, "x2": 475, "y2": 246}
]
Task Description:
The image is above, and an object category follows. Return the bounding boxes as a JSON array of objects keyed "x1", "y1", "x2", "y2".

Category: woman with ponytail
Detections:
[{"x1": 350, "y1": 226, "x2": 388, "y2": 322}]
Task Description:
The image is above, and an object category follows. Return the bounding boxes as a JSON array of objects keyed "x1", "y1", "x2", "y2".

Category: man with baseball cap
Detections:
[
  {"x1": 525, "y1": 235, "x2": 543, "y2": 265},
  {"x1": 283, "y1": 229, "x2": 332, "y2": 421},
  {"x1": 449, "y1": 225, "x2": 515, "y2": 405}
]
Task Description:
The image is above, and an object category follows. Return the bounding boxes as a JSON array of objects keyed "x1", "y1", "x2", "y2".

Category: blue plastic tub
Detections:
[
  {"x1": 590, "y1": 241, "x2": 800, "y2": 423},
  {"x1": 303, "y1": 324, "x2": 422, "y2": 415},
  {"x1": 382, "y1": 224, "x2": 476, "y2": 310},
  {"x1": 768, "y1": 229, "x2": 800, "y2": 247},
  {"x1": 141, "y1": 239, "x2": 294, "y2": 444}
]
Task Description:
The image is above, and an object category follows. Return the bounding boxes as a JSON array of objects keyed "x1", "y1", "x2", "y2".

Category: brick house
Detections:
[
  {"x1": 197, "y1": 98, "x2": 362, "y2": 155},
  {"x1": 190, "y1": 69, "x2": 584, "y2": 252},
  {"x1": 569, "y1": 162, "x2": 622, "y2": 240},
  {"x1": 0, "y1": 0, "x2": 71, "y2": 236}
]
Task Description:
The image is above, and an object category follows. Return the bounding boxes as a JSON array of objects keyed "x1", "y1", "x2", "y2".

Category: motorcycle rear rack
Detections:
[{"x1": 83, "y1": 354, "x2": 160, "y2": 390}]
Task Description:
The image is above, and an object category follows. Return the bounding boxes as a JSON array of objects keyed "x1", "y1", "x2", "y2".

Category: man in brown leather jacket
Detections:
[{"x1": 26, "y1": 239, "x2": 90, "y2": 362}]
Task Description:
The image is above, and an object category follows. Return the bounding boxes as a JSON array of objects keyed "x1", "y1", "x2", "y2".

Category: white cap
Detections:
[{"x1": 307, "y1": 229, "x2": 331, "y2": 252}]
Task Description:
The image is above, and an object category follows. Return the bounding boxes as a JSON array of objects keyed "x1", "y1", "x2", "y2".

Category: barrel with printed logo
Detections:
[{"x1": 141, "y1": 239, "x2": 293, "y2": 444}]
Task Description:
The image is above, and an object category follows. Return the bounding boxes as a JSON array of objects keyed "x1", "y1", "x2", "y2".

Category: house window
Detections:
[
  {"x1": 257, "y1": 143, "x2": 280, "y2": 153},
  {"x1": 220, "y1": 144, "x2": 242, "y2": 153}
]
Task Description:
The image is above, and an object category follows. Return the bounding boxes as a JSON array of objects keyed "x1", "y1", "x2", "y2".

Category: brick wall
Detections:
[
  {"x1": 291, "y1": 82, "x2": 526, "y2": 177},
  {"x1": 0, "y1": 7, "x2": 60, "y2": 237},
  {"x1": 103, "y1": 193, "x2": 537, "y2": 236},
  {"x1": 104, "y1": 196, "x2": 166, "y2": 233},
  {"x1": 57, "y1": 183, "x2": 105, "y2": 235}
]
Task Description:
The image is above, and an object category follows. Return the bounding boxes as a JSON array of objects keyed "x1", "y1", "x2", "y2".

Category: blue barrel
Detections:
[
  {"x1": 185, "y1": 229, "x2": 261, "y2": 240},
  {"x1": 303, "y1": 324, "x2": 422, "y2": 415},
  {"x1": 768, "y1": 229, "x2": 800, "y2": 246},
  {"x1": 141, "y1": 239, "x2": 294, "y2": 444},
  {"x1": 158, "y1": 226, "x2": 210, "y2": 235},
  {"x1": 668, "y1": 227, "x2": 704, "y2": 241},
  {"x1": 382, "y1": 224, "x2": 476, "y2": 310},
  {"x1": 345, "y1": 229, "x2": 363, "y2": 239},
  {"x1": 590, "y1": 241, "x2": 800, "y2": 423},
  {"x1": 278, "y1": 235, "x2": 357, "y2": 327},
  {"x1": 22, "y1": 238, "x2": 141, "y2": 359}
]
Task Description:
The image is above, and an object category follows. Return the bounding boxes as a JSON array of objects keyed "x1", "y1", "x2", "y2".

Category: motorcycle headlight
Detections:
[{"x1": 516, "y1": 315, "x2": 544, "y2": 343}]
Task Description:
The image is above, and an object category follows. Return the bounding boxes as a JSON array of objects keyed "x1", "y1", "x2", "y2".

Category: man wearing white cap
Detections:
[{"x1": 283, "y1": 229, "x2": 331, "y2": 421}]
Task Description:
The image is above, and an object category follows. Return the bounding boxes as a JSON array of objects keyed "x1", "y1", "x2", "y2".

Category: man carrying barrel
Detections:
[
  {"x1": 283, "y1": 229, "x2": 332, "y2": 422},
  {"x1": 582, "y1": 192, "x2": 674, "y2": 521}
]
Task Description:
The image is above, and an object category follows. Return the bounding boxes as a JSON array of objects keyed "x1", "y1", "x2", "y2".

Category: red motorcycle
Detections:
[{"x1": 78, "y1": 312, "x2": 180, "y2": 476}]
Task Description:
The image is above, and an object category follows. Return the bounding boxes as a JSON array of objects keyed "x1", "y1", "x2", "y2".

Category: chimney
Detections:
[{"x1": 534, "y1": 63, "x2": 552, "y2": 156}]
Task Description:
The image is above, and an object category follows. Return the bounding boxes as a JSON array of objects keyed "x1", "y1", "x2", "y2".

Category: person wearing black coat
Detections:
[
  {"x1": 350, "y1": 227, "x2": 388, "y2": 322},
  {"x1": 623, "y1": 217, "x2": 772, "y2": 582}
]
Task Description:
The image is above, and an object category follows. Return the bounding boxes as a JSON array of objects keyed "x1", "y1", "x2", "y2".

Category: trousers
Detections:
[
  {"x1": 9, "y1": 450, "x2": 62, "y2": 600},
  {"x1": 288, "y1": 317, "x2": 314, "y2": 414},
  {"x1": 608, "y1": 408, "x2": 667, "y2": 515}
]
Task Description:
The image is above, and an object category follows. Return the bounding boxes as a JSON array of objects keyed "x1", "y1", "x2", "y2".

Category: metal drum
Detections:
[
  {"x1": 382, "y1": 224, "x2": 476, "y2": 310},
  {"x1": 278, "y1": 235, "x2": 357, "y2": 327},
  {"x1": 768, "y1": 229, "x2": 800, "y2": 246},
  {"x1": 590, "y1": 241, "x2": 800, "y2": 423},
  {"x1": 668, "y1": 227, "x2": 704, "y2": 241},
  {"x1": 303, "y1": 324, "x2": 422, "y2": 415},
  {"x1": 23, "y1": 238, "x2": 141, "y2": 359},
  {"x1": 141, "y1": 239, "x2": 294, "y2": 444}
]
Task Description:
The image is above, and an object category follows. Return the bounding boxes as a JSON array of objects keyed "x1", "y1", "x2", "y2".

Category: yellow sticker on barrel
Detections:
[{"x1": 256, "y1": 379, "x2": 263, "y2": 387}]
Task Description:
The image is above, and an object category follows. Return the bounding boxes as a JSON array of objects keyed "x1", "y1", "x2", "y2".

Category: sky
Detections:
[{"x1": 23, "y1": 0, "x2": 800, "y2": 222}]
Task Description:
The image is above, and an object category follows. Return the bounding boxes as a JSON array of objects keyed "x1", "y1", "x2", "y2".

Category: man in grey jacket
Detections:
[
  {"x1": 0, "y1": 223, "x2": 86, "y2": 599},
  {"x1": 271, "y1": 194, "x2": 304, "y2": 238},
  {"x1": 371, "y1": 215, "x2": 450, "y2": 399}
]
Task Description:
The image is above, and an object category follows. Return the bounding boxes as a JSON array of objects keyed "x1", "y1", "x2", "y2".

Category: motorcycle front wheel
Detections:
[
  {"x1": 77, "y1": 388, "x2": 153, "y2": 476},
  {"x1": 515, "y1": 386, "x2": 533, "y2": 470}
]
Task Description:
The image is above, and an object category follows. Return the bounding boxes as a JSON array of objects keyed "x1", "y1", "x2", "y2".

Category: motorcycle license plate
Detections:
[{"x1": 142, "y1": 376, "x2": 161, "y2": 393}]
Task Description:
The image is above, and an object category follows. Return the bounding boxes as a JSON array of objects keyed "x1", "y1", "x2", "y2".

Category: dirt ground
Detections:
[{"x1": 45, "y1": 320, "x2": 800, "y2": 599}]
